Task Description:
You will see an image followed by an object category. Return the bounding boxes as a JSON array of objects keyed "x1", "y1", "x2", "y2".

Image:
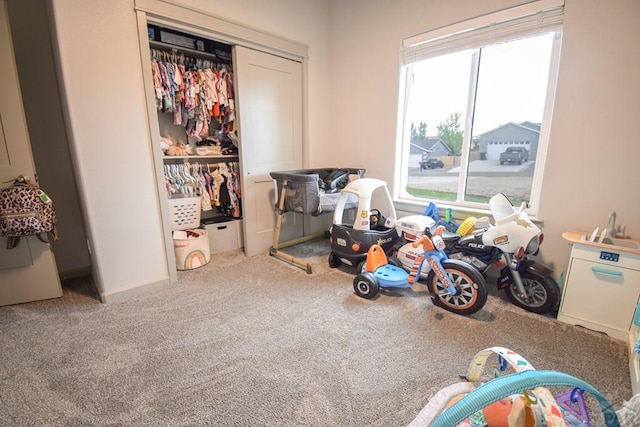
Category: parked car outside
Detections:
[
  {"x1": 499, "y1": 147, "x2": 529, "y2": 165},
  {"x1": 421, "y1": 158, "x2": 444, "y2": 170}
]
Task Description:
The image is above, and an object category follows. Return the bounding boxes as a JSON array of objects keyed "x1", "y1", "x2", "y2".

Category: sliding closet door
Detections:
[{"x1": 234, "y1": 46, "x2": 303, "y2": 257}]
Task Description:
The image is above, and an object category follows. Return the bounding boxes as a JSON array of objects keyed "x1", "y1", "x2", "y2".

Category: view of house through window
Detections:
[{"x1": 399, "y1": 29, "x2": 562, "y2": 213}]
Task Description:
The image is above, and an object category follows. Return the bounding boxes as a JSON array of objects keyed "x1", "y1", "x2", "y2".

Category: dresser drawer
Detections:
[{"x1": 570, "y1": 244, "x2": 640, "y2": 270}]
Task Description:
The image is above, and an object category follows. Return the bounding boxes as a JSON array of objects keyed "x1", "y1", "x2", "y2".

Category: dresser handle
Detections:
[
  {"x1": 634, "y1": 302, "x2": 640, "y2": 327},
  {"x1": 591, "y1": 266, "x2": 622, "y2": 277}
]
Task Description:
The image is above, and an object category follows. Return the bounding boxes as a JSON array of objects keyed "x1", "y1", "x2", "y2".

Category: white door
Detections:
[
  {"x1": 234, "y1": 46, "x2": 304, "y2": 257},
  {"x1": 0, "y1": 0, "x2": 62, "y2": 305}
]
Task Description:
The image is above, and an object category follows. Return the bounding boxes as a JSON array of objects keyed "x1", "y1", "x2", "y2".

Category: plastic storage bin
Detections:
[
  {"x1": 202, "y1": 219, "x2": 242, "y2": 254},
  {"x1": 168, "y1": 196, "x2": 201, "y2": 231},
  {"x1": 173, "y1": 229, "x2": 210, "y2": 270}
]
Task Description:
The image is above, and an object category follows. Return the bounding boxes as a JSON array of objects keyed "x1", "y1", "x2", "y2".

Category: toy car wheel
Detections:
[
  {"x1": 356, "y1": 259, "x2": 366, "y2": 274},
  {"x1": 353, "y1": 272, "x2": 379, "y2": 299},
  {"x1": 328, "y1": 252, "x2": 342, "y2": 268}
]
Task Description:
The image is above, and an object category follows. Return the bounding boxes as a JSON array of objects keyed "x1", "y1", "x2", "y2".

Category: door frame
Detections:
[{"x1": 133, "y1": 0, "x2": 309, "y2": 281}]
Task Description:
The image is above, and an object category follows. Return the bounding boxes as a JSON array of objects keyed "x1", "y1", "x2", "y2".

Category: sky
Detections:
[{"x1": 407, "y1": 32, "x2": 555, "y2": 137}]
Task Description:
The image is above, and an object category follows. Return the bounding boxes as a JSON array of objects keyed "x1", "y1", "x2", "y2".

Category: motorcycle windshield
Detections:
[{"x1": 489, "y1": 193, "x2": 517, "y2": 223}]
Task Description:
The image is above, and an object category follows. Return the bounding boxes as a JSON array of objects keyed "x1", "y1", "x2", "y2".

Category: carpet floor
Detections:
[{"x1": 0, "y1": 238, "x2": 633, "y2": 426}]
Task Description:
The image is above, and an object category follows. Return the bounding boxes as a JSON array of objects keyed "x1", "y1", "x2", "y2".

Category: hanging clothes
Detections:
[{"x1": 150, "y1": 49, "x2": 236, "y2": 141}]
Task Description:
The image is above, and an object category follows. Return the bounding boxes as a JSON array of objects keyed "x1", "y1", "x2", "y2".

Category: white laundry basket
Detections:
[
  {"x1": 173, "y1": 229, "x2": 210, "y2": 270},
  {"x1": 168, "y1": 196, "x2": 201, "y2": 231}
]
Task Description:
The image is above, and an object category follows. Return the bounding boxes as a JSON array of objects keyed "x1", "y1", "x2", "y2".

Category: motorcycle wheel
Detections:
[
  {"x1": 426, "y1": 259, "x2": 488, "y2": 316},
  {"x1": 504, "y1": 273, "x2": 560, "y2": 314}
]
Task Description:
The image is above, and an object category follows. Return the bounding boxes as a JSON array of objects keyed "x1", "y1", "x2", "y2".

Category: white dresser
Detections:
[{"x1": 559, "y1": 231, "x2": 640, "y2": 393}]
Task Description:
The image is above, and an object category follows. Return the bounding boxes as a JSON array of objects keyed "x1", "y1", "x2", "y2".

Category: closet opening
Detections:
[
  {"x1": 136, "y1": 1, "x2": 308, "y2": 266},
  {"x1": 147, "y1": 22, "x2": 243, "y2": 268}
]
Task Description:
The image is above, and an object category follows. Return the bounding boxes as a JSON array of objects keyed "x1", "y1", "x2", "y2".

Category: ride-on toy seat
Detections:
[{"x1": 364, "y1": 245, "x2": 410, "y2": 289}]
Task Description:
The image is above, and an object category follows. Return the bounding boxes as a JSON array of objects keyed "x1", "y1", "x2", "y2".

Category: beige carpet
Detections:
[{"x1": 0, "y1": 238, "x2": 632, "y2": 426}]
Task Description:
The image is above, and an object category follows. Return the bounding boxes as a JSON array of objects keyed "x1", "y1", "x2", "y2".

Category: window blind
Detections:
[{"x1": 402, "y1": 0, "x2": 564, "y2": 65}]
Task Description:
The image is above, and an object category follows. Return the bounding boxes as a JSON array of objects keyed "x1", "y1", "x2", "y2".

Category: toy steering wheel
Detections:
[{"x1": 370, "y1": 209, "x2": 385, "y2": 227}]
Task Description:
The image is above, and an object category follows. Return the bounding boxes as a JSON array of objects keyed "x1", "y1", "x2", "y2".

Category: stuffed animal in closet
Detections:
[
  {"x1": 160, "y1": 136, "x2": 189, "y2": 156},
  {"x1": 166, "y1": 143, "x2": 189, "y2": 156},
  {"x1": 160, "y1": 136, "x2": 173, "y2": 152}
]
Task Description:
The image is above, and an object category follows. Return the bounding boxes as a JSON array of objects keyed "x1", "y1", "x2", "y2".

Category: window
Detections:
[{"x1": 396, "y1": 0, "x2": 563, "y2": 214}]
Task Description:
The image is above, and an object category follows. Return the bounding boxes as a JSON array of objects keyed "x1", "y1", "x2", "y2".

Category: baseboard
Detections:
[
  {"x1": 101, "y1": 278, "x2": 171, "y2": 303},
  {"x1": 557, "y1": 312, "x2": 627, "y2": 342}
]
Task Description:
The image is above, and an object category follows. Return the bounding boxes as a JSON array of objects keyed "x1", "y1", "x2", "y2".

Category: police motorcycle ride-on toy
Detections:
[
  {"x1": 440, "y1": 193, "x2": 560, "y2": 315},
  {"x1": 353, "y1": 226, "x2": 488, "y2": 316}
]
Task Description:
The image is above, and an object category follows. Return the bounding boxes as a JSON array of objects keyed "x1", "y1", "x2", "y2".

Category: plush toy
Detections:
[
  {"x1": 482, "y1": 395, "x2": 538, "y2": 427},
  {"x1": 166, "y1": 143, "x2": 188, "y2": 156},
  {"x1": 482, "y1": 397, "x2": 514, "y2": 427},
  {"x1": 160, "y1": 136, "x2": 173, "y2": 152},
  {"x1": 506, "y1": 396, "x2": 536, "y2": 426},
  {"x1": 442, "y1": 393, "x2": 539, "y2": 427}
]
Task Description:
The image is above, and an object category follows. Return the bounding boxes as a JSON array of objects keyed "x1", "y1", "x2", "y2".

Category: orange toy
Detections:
[{"x1": 365, "y1": 244, "x2": 388, "y2": 272}]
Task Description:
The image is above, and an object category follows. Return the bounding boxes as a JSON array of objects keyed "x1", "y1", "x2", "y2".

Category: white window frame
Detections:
[{"x1": 394, "y1": 0, "x2": 563, "y2": 216}]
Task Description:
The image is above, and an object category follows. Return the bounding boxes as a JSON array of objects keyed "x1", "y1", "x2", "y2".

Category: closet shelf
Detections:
[
  {"x1": 149, "y1": 40, "x2": 225, "y2": 63},
  {"x1": 163, "y1": 155, "x2": 239, "y2": 160}
]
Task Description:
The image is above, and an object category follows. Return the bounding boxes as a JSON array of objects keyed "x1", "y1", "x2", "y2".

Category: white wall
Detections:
[
  {"x1": 328, "y1": 0, "x2": 640, "y2": 277},
  {"x1": 50, "y1": 0, "x2": 169, "y2": 299},
  {"x1": 48, "y1": 0, "x2": 330, "y2": 299},
  {"x1": 537, "y1": 0, "x2": 640, "y2": 273}
]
